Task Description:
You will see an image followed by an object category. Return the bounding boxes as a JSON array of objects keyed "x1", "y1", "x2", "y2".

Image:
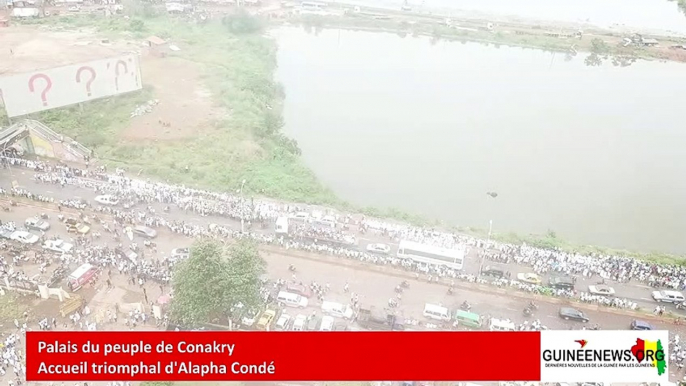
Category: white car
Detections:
[
  {"x1": 171, "y1": 248, "x2": 190, "y2": 259},
  {"x1": 94, "y1": 195, "x2": 120, "y2": 206},
  {"x1": 25, "y1": 217, "x2": 50, "y2": 231},
  {"x1": 290, "y1": 212, "x2": 309, "y2": 222},
  {"x1": 652, "y1": 290, "x2": 685, "y2": 304},
  {"x1": 587, "y1": 285, "x2": 615, "y2": 296},
  {"x1": 319, "y1": 316, "x2": 335, "y2": 331},
  {"x1": 366, "y1": 243, "x2": 391, "y2": 255},
  {"x1": 43, "y1": 239, "x2": 74, "y2": 254},
  {"x1": 10, "y1": 231, "x2": 39, "y2": 244},
  {"x1": 292, "y1": 314, "x2": 307, "y2": 331},
  {"x1": 275, "y1": 313, "x2": 291, "y2": 330}
]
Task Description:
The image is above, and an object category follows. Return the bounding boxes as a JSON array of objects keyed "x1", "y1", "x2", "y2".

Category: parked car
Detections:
[
  {"x1": 587, "y1": 285, "x2": 615, "y2": 296},
  {"x1": 559, "y1": 307, "x2": 589, "y2": 323},
  {"x1": 292, "y1": 314, "x2": 307, "y2": 331},
  {"x1": 652, "y1": 290, "x2": 685, "y2": 304},
  {"x1": 630, "y1": 320, "x2": 653, "y2": 330},
  {"x1": 516, "y1": 272, "x2": 542, "y2": 285},
  {"x1": 275, "y1": 313, "x2": 291, "y2": 330},
  {"x1": 43, "y1": 239, "x2": 74, "y2": 254},
  {"x1": 0, "y1": 229, "x2": 14, "y2": 240},
  {"x1": 549, "y1": 276, "x2": 575, "y2": 290},
  {"x1": 94, "y1": 195, "x2": 120, "y2": 206},
  {"x1": 319, "y1": 316, "x2": 335, "y2": 331},
  {"x1": 10, "y1": 231, "x2": 39, "y2": 245},
  {"x1": 256, "y1": 309, "x2": 276, "y2": 331},
  {"x1": 133, "y1": 225, "x2": 157, "y2": 239},
  {"x1": 480, "y1": 266, "x2": 505, "y2": 278},
  {"x1": 171, "y1": 248, "x2": 190, "y2": 259},
  {"x1": 25, "y1": 217, "x2": 50, "y2": 231},
  {"x1": 366, "y1": 243, "x2": 391, "y2": 255},
  {"x1": 286, "y1": 282, "x2": 312, "y2": 298},
  {"x1": 65, "y1": 219, "x2": 90, "y2": 234}
]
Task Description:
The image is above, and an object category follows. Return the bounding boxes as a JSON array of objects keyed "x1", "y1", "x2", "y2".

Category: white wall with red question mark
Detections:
[{"x1": 0, "y1": 54, "x2": 142, "y2": 118}]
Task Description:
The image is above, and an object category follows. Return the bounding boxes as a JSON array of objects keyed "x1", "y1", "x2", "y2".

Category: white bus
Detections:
[
  {"x1": 299, "y1": 1, "x2": 327, "y2": 15},
  {"x1": 397, "y1": 240, "x2": 465, "y2": 270},
  {"x1": 275, "y1": 216, "x2": 289, "y2": 235}
]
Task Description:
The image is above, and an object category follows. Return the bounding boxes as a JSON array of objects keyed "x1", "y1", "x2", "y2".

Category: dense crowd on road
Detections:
[
  {"x1": 0, "y1": 155, "x2": 670, "y2": 312},
  {"x1": 3, "y1": 155, "x2": 686, "y2": 383}
]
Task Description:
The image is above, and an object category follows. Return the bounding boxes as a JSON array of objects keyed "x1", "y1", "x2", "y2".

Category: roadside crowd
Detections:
[
  {"x1": 0, "y1": 154, "x2": 666, "y2": 311},
  {"x1": 2, "y1": 154, "x2": 686, "y2": 383}
]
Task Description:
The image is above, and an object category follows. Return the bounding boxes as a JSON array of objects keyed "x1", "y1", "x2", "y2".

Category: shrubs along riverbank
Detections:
[{"x1": 10, "y1": 12, "x2": 686, "y2": 266}]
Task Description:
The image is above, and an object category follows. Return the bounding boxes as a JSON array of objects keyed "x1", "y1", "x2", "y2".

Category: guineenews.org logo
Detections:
[{"x1": 541, "y1": 338, "x2": 667, "y2": 375}]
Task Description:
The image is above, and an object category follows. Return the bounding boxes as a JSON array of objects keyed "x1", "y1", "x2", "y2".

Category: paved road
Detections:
[
  {"x1": 2, "y1": 203, "x2": 686, "y2": 381},
  {"x1": 0, "y1": 204, "x2": 680, "y2": 333},
  {"x1": 0, "y1": 167, "x2": 675, "y2": 313}
]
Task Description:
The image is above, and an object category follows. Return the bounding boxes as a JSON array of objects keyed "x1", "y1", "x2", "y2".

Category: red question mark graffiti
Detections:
[
  {"x1": 114, "y1": 60, "x2": 128, "y2": 91},
  {"x1": 28, "y1": 74, "x2": 52, "y2": 106},
  {"x1": 76, "y1": 66, "x2": 96, "y2": 97}
]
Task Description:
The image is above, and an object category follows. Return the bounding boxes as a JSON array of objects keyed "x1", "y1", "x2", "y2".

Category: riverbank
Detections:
[
  {"x1": 287, "y1": 6, "x2": 686, "y2": 64},
  {"x1": 6, "y1": 11, "x2": 686, "y2": 266},
  {"x1": 12, "y1": 12, "x2": 339, "y2": 205}
]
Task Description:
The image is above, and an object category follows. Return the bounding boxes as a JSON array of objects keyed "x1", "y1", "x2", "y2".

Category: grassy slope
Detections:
[
  {"x1": 26, "y1": 14, "x2": 338, "y2": 205},
  {"x1": 671, "y1": 0, "x2": 686, "y2": 16},
  {"x1": 14, "y1": 13, "x2": 686, "y2": 267}
]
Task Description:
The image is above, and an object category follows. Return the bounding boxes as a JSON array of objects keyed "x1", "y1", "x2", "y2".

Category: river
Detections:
[
  {"x1": 274, "y1": 27, "x2": 686, "y2": 254},
  {"x1": 326, "y1": 0, "x2": 686, "y2": 36}
]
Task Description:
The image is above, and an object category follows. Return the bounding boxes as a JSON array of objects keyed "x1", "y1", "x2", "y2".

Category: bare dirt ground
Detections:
[
  {"x1": 122, "y1": 55, "x2": 222, "y2": 142},
  {"x1": 0, "y1": 24, "x2": 220, "y2": 141},
  {"x1": 0, "y1": 25, "x2": 135, "y2": 75}
]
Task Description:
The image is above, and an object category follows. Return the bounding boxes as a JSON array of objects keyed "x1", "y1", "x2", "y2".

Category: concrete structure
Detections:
[
  {"x1": 146, "y1": 36, "x2": 168, "y2": 57},
  {"x1": 0, "y1": 119, "x2": 92, "y2": 163}
]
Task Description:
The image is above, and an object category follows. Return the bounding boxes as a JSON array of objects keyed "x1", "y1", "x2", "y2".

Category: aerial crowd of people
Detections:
[{"x1": 1, "y1": 154, "x2": 686, "y2": 384}]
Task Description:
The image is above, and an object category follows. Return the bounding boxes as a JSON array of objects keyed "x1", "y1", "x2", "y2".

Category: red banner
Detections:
[{"x1": 26, "y1": 331, "x2": 541, "y2": 381}]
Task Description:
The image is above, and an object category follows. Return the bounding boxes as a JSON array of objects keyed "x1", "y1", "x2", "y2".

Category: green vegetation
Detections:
[
  {"x1": 14, "y1": 11, "x2": 686, "y2": 268},
  {"x1": 25, "y1": 12, "x2": 339, "y2": 205},
  {"x1": 490, "y1": 230, "x2": 685, "y2": 267},
  {"x1": 0, "y1": 293, "x2": 28, "y2": 322},
  {"x1": 294, "y1": 13, "x2": 683, "y2": 64},
  {"x1": 669, "y1": 0, "x2": 686, "y2": 16},
  {"x1": 169, "y1": 239, "x2": 265, "y2": 325}
]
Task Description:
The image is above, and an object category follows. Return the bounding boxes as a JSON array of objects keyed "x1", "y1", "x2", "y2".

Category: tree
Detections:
[
  {"x1": 169, "y1": 238, "x2": 266, "y2": 325},
  {"x1": 222, "y1": 11, "x2": 264, "y2": 34},
  {"x1": 590, "y1": 38, "x2": 609, "y2": 54}
]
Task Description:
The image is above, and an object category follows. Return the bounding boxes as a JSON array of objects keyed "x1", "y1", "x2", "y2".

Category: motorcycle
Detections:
[
  {"x1": 40, "y1": 213, "x2": 49, "y2": 220},
  {"x1": 388, "y1": 298, "x2": 398, "y2": 308},
  {"x1": 528, "y1": 301, "x2": 538, "y2": 311},
  {"x1": 460, "y1": 301, "x2": 471, "y2": 311},
  {"x1": 447, "y1": 288, "x2": 454, "y2": 296},
  {"x1": 394, "y1": 286, "x2": 403, "y2": 294},
  {"x1": 400, "y1": 280, "x2": 410, "y2": 289},
  {"x1": 523, "y1": 308, "x2": 533, "y2": 317},
  {"x1": 288, "y1": 265, "x2": 296, "y2": 272}
]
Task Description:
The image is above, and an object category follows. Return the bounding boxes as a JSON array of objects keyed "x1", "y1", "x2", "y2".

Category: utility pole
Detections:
[{"x1": 478, "y1": 192, "x2": 498, "y2": 275}]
